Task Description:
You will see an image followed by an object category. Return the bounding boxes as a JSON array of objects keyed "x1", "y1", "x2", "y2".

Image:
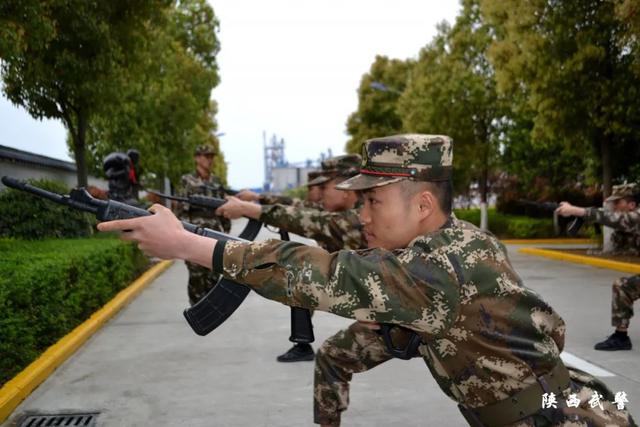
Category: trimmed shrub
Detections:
[
  {"x1": 0, "y1": 178, "x2": 95, "y2": 239},
  {"x1": 454, "y1": 208, "x2": 555, "y2": 238},
  {"x1": 0, "y1": 237, "x2": 149, "y2": 386}
]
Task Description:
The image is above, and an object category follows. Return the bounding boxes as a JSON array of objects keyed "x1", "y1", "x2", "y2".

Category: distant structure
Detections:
[
  {"x1": 262, "y1": 132, "x2": 331, "y2": 192},
  {"x1": 0, "y1": 145, "x2": 106, "y2": 190}
]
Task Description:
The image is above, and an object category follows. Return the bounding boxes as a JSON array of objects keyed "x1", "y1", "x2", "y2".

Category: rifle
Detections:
[
  {"x1": 516, "y1": 199, "x2": 584, "y2": 237},
  {"x1": 3, "y1": 177, "x2": 416, "y2": 355},
  {"x1": 152, "y1": 189, "x2": 315, "y2": 343},
  {"x1": 1, "y1": 176, "x2": 256, "y2": 337},
  {"x1": 149, "y1": 190, "x2": 228, "y2": 210}
]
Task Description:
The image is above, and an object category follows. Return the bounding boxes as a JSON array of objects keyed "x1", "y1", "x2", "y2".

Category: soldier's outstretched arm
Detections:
[
  {"x1": 97, "y1": 205, "x2": 458, "y2": 338},
  {"x1": 217, "y1": 197, "x2": 347, "y2": 248},
  {"x1": 557, "y1": 201, "x2": 640, "y2": 233},
  {"x1": 584, "y1": 207, "x2": 640, "y2": 233}
]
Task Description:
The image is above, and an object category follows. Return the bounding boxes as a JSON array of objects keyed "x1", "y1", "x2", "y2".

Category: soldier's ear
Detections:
[{"x1": 417, "y1": 190, "x2": 435, "y2": 219}]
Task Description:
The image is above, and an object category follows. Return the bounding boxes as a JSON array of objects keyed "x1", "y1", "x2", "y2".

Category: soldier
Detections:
[
  {"x1": 175, "y1": 144, "x2": 231, "y2": 305},
  {"x1": 103, "y1": 151, "x2": 140, "y2": 206},
  {"x1": 557, "y1": 183, "x2": 640, "y2": 351},
  {"x1": 99, "y1": 134, "x2": 634, "y2": 426},
  {"x1": 218, "y1": 155, "x2": 366, "y2": 362},
  {"x1": 236, "y1": 169, "x2": 324, "y2": 208}
]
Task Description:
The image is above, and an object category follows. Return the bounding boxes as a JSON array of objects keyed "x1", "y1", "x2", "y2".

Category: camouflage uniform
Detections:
[
  {"x1": 585, "y1": 183, "x2": 640, "y2": 330},
  {"x1": 258, "y1": 155, "x2": 364, "y2": 252},
  {"x1": 259, "y1": 205, "x2": 364, "y2": 252},
  {"x1": 262, "y1": 157, "x2": 365, "y2": 362},
  {"x1": 258, "y1": 170, "x2": 324, "y2": 209},
  {"x1": 212, "y1": 135, "x2": 634, "y2": 426},
  {"x1": 258, "y1": 193, "x2": 321, "y2": 209},
  {"x1": 176, "y1": 145, "x2": 231, "y2": 305}
]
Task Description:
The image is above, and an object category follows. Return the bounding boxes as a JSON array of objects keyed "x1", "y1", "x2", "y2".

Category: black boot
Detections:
[
  {"x1": 276, "y1": 343, "x2": 315, "y2": 362},
  {"x1": 594, "y1": 331, "x2": 632, "y2": 351}
]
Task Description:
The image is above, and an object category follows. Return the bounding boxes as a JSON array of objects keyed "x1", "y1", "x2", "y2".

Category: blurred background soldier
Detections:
[
  {"x1": 175, "y1": 144, "x2": 231, "y2": 305},
  {"x1": 102, "y1": 150, "x2": 141, "y2": 206},
  {"x1": 236, "y1": 169, "x2": 324, "y2": 208},
  {"x1": 557, "y1": 183, "x2": 640, "y2": 351}
]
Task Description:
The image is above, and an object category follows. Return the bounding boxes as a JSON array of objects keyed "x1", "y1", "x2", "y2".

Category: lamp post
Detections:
[{"x1": 369, "y1": 81, "x2": 402, "y2": 95}]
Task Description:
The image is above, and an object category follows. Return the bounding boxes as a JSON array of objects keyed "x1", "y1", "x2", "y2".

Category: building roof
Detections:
[{"x1": 0, "y1": 145, "x2": 76, "y2": 172}]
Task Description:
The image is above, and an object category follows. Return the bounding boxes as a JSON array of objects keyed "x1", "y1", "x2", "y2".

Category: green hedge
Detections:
[
  {"x1": 0, "y1": 237, "x2": 149, "y2": 386},
  {"x1": 0, "y1": 178, "x2": 95, "y2": 240},
  {"x1": 453, "y1": 208, "x2": 555, "y2": 238}
]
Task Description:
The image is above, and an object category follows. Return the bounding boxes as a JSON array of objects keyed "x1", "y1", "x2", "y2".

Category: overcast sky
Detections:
[{"x1": 0, "y1": 0, "x2": 460, "y2": 188}]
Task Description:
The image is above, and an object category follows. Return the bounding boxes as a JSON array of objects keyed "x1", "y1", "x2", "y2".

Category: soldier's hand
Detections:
[
  {"x1": 97, "y1": 204, "x2": 190, "y2": 259},
  {"x1": 556, "y1": 202, "x2": 586, "y2": 217},
  {"x1": 216, "y1": 196, "x2": 262, "y2": 220},
  {"x1": 236, "y1": 190, "x2": 260, "y2": 202}
]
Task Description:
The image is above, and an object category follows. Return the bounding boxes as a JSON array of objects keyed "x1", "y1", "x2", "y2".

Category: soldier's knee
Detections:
[
  {"x1": 613, "y1": 277, "x2": 627, "y2": 291},
  {"x1": 316, "y1": 340, "x2": 335, "y2": 364}
]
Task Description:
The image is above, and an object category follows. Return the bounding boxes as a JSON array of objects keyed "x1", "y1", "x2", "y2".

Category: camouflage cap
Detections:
[
  {"x1": 306, "y1": 170, "x2": 323, "y2": 187},
  {"x1": 307, "y1": 154, "x2": 362, "y2": 186},
  {"x1": 336, "y1": 134, "x2": 453, "y2": 191},
  {"x1": 195, "y1": 144, "x2": 216, "y2": 155},
  {"x1": 605, "y1": 183, "x2": 639, "y2": 202}
]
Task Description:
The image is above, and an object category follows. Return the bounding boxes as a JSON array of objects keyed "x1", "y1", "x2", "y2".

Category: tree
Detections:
[
  {"x1": 345, "y1": 56, "x2": 414, "y2": 154},
  {"x1": 482, "y1": 0, "x2": 640, "y2": 197},
  {"x1": 399, "y1": 0, "x2": 503, "y2": 227},
  {"x1": 83, "y1": 0, "x2": 223, "y2": 186},
  {"x1": 0, "y1": 0, "x2": 169, "y2": 186}
]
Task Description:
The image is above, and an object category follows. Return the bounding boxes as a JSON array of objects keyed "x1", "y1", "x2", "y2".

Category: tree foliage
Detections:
[
  {"x1": 0, "y1": 0, "x2": 169, "y2": 186},
  {"x1": 399, "y1": 0, "x2": 503, "y2": 199},
  {"x1": 481, "y1": 0, "x2": 640, "y2": 196},
  {"x1": 345, "y1": 55, "x2": 414, "y2": 155},
  {"x1": 0, "y1": 0, "x2": 224, "y2": 188},
  {"x1": 346, "y1": 0, "x2": 640, "y2": 203},
  {"x1": 84, "y1": 0, "x2": 223, "y2": 186}
]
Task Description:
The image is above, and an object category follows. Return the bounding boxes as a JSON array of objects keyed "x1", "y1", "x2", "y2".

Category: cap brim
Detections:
[
  {"x1": 605, "y1": 195, "x2": 623, "y2": 202},
  {"x1": 307, "y1": 175, "x2": 330, "y2": 186},
  {"x1": 335, "y1": 174, "x2": 405, "y2": 191}
]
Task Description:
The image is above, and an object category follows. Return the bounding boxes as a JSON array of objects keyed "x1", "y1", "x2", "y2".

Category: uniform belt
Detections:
[{"x1": 458, "y1": 361, "x2": 571, "y2": 427}]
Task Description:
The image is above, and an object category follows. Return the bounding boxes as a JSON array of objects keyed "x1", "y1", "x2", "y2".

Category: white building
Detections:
[
  {"x1": 270, "y1": 166, "x2": 317, "y2": 192},
  {"x1": 0, "y1": 145, "x2": 106, "y2": 190}
]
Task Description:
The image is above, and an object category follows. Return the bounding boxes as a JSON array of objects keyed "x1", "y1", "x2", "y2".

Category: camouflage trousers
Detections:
[
  {"x1": 612, "y1": 274, "x2": 640, "y2": 328},
  {"x1": 185, "y1": 260, "x2": 221, "y2": 306},
  {"x1": 314, "y1": 323, "x2": 636, "y2": 427},
  {"x1": 313, "y1": 321, "x2": 394, "y2": 426}
]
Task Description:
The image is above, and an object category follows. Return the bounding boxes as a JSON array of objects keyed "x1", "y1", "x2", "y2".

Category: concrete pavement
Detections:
[{"x1": 3, "y1": 228, "x2": 639, "y2": 426}]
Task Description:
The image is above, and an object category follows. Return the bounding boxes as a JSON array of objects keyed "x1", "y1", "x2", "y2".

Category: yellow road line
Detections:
[
  {"x1": 502, "y1": 238, "x2": 595, "y2": 245},
  {"x1": 519, "y1": 247, "x2": 640, "y2": 274},
  {"x1": 0, "y1": 260, "x2": 174, "y2": 423}
]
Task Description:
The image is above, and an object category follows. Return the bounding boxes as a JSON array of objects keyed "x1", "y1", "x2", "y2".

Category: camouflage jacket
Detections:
[
  {"x1": 215, "y1": 216, "x2": 565, "y2": 409},
  {"x1": 259, "y1": 204, "x2": 365, "y2": 252},
  {"x1": 175, "y1": 173, "x2": 230, "y2": 233},
  {"x1": 585, "y1": 206, "x2": 640, "y2": 255},
  {"x1": 258, "y1": 193, "x2": 321, "y2": 209}
]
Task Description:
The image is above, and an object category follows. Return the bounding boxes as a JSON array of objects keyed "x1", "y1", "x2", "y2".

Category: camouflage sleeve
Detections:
[
  {"x1": 259, "y1": 194, "x2": 295, "y2": 206},
  {"x1": 217, "y1": 239, "x2": 459, "y2": 338},
  {"x1": 584, "y1": 207, "x2": 640, "y2": 233},
  {"x1": 259, "y1": 204, "x2": 352, "y2": 251}
]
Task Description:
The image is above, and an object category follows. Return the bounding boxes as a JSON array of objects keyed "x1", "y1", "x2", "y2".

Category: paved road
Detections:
[{"x1": 3, "y1": 225, "x2": 639, "y2": 426}]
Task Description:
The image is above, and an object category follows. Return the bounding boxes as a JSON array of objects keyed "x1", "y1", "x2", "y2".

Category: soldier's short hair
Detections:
[{"x1": 399, "y1": 179, "x2": 453, "y2": 215}]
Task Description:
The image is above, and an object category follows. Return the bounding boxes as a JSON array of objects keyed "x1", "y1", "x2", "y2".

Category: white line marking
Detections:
[{"x1": 561, "y1": 352, "x2": 616, "y2": 377}]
